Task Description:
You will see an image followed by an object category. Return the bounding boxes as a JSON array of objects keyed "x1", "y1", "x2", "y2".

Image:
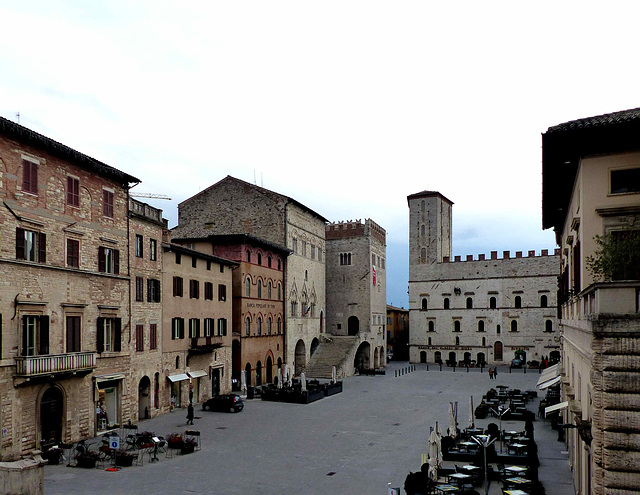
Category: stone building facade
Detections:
[
  {"x1": 0, "y1": 116, "x2": 139, "y2": 460},
  {"x1": 325, "y1": 219, "x2": 387, "y2": 369},
  {"x1": 407, "y1": 190, "x2": 561, "y2": 366},
  {"x1": 161, "y1": 243, "x2": 236, "y2": 409},
  {"x1": 542, "y1": 108, "x2": 640, "y2": 495},
  {"x1": 172, "y1": 176, "x2": 327, "y2": 376}
]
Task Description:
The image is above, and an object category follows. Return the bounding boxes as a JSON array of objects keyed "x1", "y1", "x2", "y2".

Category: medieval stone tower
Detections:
[{"x1": 407, "y1": 190, "x2": 453, "y2": 268}]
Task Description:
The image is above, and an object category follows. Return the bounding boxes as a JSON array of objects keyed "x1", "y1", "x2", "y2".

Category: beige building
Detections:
[
  {"x1": 407, "y1": 190, "x2": 561, "y2": 367},
  {"x1": 542, "y1": 108, "x2": 640, "y2": 495},
  {"x1": 172, "y1": 176, "x2": 327, "y2": 376},
  {"x1": 161, "y1": 242, "x2": 237, "y2": 409},
  {"x1": 0, "y1": 116, "x2": 139, "y2": 459}
]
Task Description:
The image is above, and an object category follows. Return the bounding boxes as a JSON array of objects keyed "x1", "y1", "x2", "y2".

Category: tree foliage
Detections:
[{"x1": 586, "y1": 230, "x2": 640, "y2": 282}]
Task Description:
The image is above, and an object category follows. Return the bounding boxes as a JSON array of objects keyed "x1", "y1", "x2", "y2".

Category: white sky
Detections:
[{"x1": 2, "y1": 1, "x2": 639, "y2": 306}]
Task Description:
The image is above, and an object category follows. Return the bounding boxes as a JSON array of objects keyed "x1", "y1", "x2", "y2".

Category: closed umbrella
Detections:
[
  {"x1": 300, "y1": 372, "x2": 307, "y2": 391},
  {"x1": 331, "y1": 366, "x2": 337, "y2": 384},
  {"x1": 428, "y1": 426, "x2": 441, "y2": 481},
  {"x1": 448, "y1": 402, "x2": 458, "y2": 439},
  {"x1": 276, "y1": 368, "x2": 282, "y2": 389},
  {"x1": 240, "y1": 370, "x2": 247, "y2": 394}
]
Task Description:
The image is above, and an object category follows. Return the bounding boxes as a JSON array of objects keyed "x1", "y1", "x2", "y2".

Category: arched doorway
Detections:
[
  {"x1": 295, "y1": 340, "x2": 306, "y2": 375},
  {"x1": 348, "y1": 316, "x2": 359, "y2": 336},
  {"x1": 514, "y1": 349, "x2": 526, "y2": 364},
  {"x1": 494, "y1": 341, "x2": 503, "y2": 361},
  {"x1": 434, "y1": 351, "x2": 442, "y2": 364},
  {"x1": 374, "y1": 347, "x2": 380, "y2": 368},
  {"x1": 354, "y1": 342, "x2": 371, "y2": 372},
  {"x1": 448, "y1": 351, "x2": 457, "y2": 366},
  {"x1": 138, "y1": 376, "x2": 151, "y2": 420},
  {"x1": 463, "y1": 352, "x2": 471, "y2": 365},
  {"x1": 310, "y1": 338, "x2": 319, "y2": 357},
  {"x1": 41, "y1": 387, "x2": 64, "y2": 444},
  {"x1": 245, "y1": 362, "x2": 252, "y2": 387},
  {"x1": 266, "y1": 356, "x2": 273, "y2": 383},
  {"x1": 477, "y1": 352, "x2": 486, "y2": 366},
  {"x1": 256, "y1": 361, "x2": 262, "y2": 386},
  {"x1": 420, "y1": 351, "x2": 427, "y2": 363}
]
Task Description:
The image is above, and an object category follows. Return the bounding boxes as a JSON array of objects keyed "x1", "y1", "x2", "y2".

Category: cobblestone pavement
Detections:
[{"x1": 44, "y1": 363, "x2": 575, "y2": 495}]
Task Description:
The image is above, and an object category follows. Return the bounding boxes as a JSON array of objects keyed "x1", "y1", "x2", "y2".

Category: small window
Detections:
[
  {"x1": 246, "y1": 278, "x2": 251, "y2": 297},
  {"x1": 204, "y1": 282, "x2": 213, "y2": 300},
  {"x1": 246, "y1": 250, "x2": 251, "y2": 262},
  {"x1": 150, "y1": 239, "x2": 157, "y2": 261},
  {"x1": 173, "y1": 276, "x2": 183, "y2": 297},
  {"x1": 66, "y1": 316, "x2": 81, "y2": 353},
  {"x1": 206, "y1": 260, "x2": 211, "y2": 271},
  {"x1": 135, "y1": 276, "x2": 144, "y2": 301},
  {"x1": 510, "y1": 320, "x2": 518, "y2": 332},
  {"x1": 97, "y1": 317, "x2": 121, "y2": 352},
  {"x1": 257, "y1": 317, "x2": 262, "y2": 335},
  {"x1": 277, "y1": 259, "x2": 282, "y2": 270},
  {"x1": 135, "y1": 234, "x2": 143, "y2": 258},
  {"x1": 149, "y1": 323, "x2": 157, "y2": 350},
  {"x1": 103, "y1": 190, "x2": 114, "y2": 218},
  {"x1": 192, "y1": 256, "x2": 197, "y2": 268},
  {"x1": 218, "y1": 284, "x2": 227, "y2": 301},
  {"x1": 455, "y1": 336, "x2": 460, "y2": 346},
  {"x1": 466, "y1": 297, "x2": 473, "y2": 309},
  {"x1": 22, "y1": 159, "x2": 38, "y2": 194},
  {"x1": 268, "y1": 256, "x2": 272, "y2": 268},
  {"x1": 497, "y1": 324, "x2": 501, "y2": 334},
  {"x1": 454, "y1": 320, "x2": 461, "y2": 332},
  {"x1": 277, "y1": 283, "x2": 282, "y2": 300},
  {"x1": 67, "y1": 176, "x2": 79, "y2": 207},
  {"x1": 135, "y1": 324, "x2": 144, "y2": 352},
  {"x1": 258, "y1": 282, "x2": 262, "y2": 299},
  {"x1": 277, "y1": 318, "x2": 282, "y2": 334},
  {"x1": 268, "y1": 282, "x2": 272, "y2": 299},
  {"x1": 98, "y1": 247, "x2": 119, "y2": 274},
  {"x1": 611, "y1": 167, "x2": 640, "y2": 194},
  {"x1": 175, "y1": 252, "x2": 181, "y2": 264},
  {"x1": 67, "y1": 238, "x2": 79, "y2": 268},
  {"x1": 545, "y1": 320, "x2": 554, "y2": 333},
  {"x1": 147, "y1": 279, "x2": 161, "y2": 302},
  {"x1": 443, "y1": 298, "x2": 450, "y2": 309},
  {"x1": 245, "y1": 317, "x2": 251, "y2": 336},
  {"x1": 477, "y1": 320, "x2": 485, "y2": 332},
  {"x1": 489, "y1": 297, "x2": 497, "y2": 309},
  {"x1": 189, "y1": 279, "x2": 199, "y2": 299},
  {"x1": 16, "y1": 228, "x2": 46, "y2": 263},
  {"x1": 421, "y1": 298, "x2": 428, "y2": 310},
  {"x1": 171, "y1": 317, "x2": 185, "y2": 339},
  {"x1": 428, "y1": 321, "x2": 435, "y2": 332},
  {"x1": 268, "y1": 317, "x2": 272, "y2": 335},
  {"x1": 189, "y1": 318, "x2": 200, "y2": 338},
  {"x1": 514, "y1": 296, "x2": 522, "y2": 308},
  {"x1": 218, "y1": 318, "x2": 227, "y2": 336},
  {"x1": 540, "y1": 295, "x2": 548, "y2": 308},
  {"x1": 257, "y1": 253, "x2": 262, "y2": 265}
]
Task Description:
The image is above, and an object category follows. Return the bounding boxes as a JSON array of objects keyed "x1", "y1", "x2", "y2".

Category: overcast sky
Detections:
[{"x1": 2, "y1": 1, "x2": 639, "y2": 307}]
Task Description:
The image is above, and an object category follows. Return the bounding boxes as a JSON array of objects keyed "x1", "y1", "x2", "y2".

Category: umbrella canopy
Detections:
[
  {"x1": 300, "y1": 372, "x2": 307, "y2": 391},
  {"x1": 428, "y1": 425, "x2": 442, "y2": 481},
  {"x1": 240, "y1": 370, "x2": 247, "y2": 393},
  {"x1": 448, "y1": 402, "x2": 458, "y2": 439}
]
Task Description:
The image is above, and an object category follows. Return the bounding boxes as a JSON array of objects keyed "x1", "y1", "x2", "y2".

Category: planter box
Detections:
[
  {"x1": 323, "y1": 381, "x2": 343, "y2": 397},
  {"x1": 180, "y1": 445, "x2": 195, "y2": 455},
  {"x1": 115, "y1": 454, "x2": 135, "y2": 467},
  {"x1": 76, "y1": 457, "x2": 97, "y2": 469}
]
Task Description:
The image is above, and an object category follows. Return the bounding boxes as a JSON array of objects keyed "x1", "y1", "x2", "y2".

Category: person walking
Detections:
[
  {"x1": 186, "y1": 402, "x2": 194, "y2": 425},
  {"x1": 493, "y1": 367, "x2": 498, "y2": 378}
]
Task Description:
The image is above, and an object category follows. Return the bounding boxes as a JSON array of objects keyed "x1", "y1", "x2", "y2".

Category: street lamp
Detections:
[
  {"x1": 472, "y1": 435, "x2": 496, "y2": 484},
  {"x1": 490, "y1": 406, "x2": 510, "y2": 453}
]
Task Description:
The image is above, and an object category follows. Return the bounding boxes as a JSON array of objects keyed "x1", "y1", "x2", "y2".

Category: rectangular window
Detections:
[
  {"x1": 22, "y1": 159, "x2": 38, "y2": 194},
  {"x1": 318, "y1": 249, "x2": 322, "y2": 262},
  {"x1": 218, "y1": 318, "x2": 227, "y2": 336},
  {"x1": 66, "y1": 316, "x2": 81, "y2": 353},
  {"x1": 173, "y1": 276, "x2": 183, "y2": 297},
  {"x1": 135, "y1": 324, "x2": 144, "y2": 352},
  {"x1": 135, "y1": 234, "x2": 143, "y2": 257},
  {"x1": 204, "y1": 282, "x2": 213, "y2": 300},
  {"x1": 103, "y1": 190, "x2": 114, "y2": 218},
  {"x1": 207, "y1": 260, "x2": 211, "y2": 270},
  {"x1": 302, "y1": 241, "x2": 307, "y2": 256},
  {"x1": 292, "y1": 238, "x2": 297, "y2": 253},
  {"x1": 147, "y1": 279, "x2": 161, "y2": 303},
  {"x1": 149, "y1": 323, "x2": 157, "y2": 350},
  {"x1": 67, "y1": 238, "x2": 80, "y2": 268},
  {"x1": 189, "y1": 318, "x2": 200, "y2": 338},
  {"x1": 150, "y1": 239, "x2": 157, "y2": 261},
  {"x1": 175, "y1": 252, "x2": 181, "y2": 264},
  {"x1": 22, "y1": 315, "x2": 50, "y2": 356},
  {"x1": 96, "y1": 317, "x2": 121, "y2": 353},
  {"x1": 16, "y1": 228, "x2": 46, "y2": 263},
  {"x1": 218, "y1": 284, "x2": 227, "y2": 301},
  {"x1": 67, "y1": 176, "x2": 79, "y2": 207},
  {"x1": 135, "y1": 276, "x2": 144, "y2": 301},
  {"x1": 192, "y1": 256, "x2": 197, "y2": 268},
  {"x1": 204, "y1": 318, "x2": 214, "y2": 337},
  {"x1": 98, "y1": 247, "x2": 120, "y2": 274},
  {"x1": 611, "y1": 167, "x2": 640, "y2": 194},
  {"x1": 311, "y1": 245, "x2": 315, "y2": 260},
  {"x1": 171, "y1": 317, "x2": 185, "y2": 339},
  {"x1": 190, "y1": 279, "x2": 199, "y2": 299}
]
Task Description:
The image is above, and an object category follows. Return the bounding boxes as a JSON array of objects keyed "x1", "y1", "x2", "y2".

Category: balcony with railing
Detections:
[
  {"x1": 15, "y1": 351, "x2": 97, "y2": 377},
  {"x1": 128, "y1": 197, "x2": 163, "y2": 224}
]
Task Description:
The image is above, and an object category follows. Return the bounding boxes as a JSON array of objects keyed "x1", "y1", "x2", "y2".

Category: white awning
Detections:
[
  {"x1": 538, "y1": 375, "x2": 562, "y2": 390},
  {"x1": 167, "y1": 373, "x2": 189, "y2": 382},
  {"x1": 545, "y1": 401, "x2": 569, "y2": 417},
  {"x1": 188, "y1": 370, "x2": 207, "y2": 379},
  {"x1": 94, "y1": 373, "x2": 126, "y2": 383},
  {"x1": 536, "y1": 364, "x2": 560, "y2": 387}
]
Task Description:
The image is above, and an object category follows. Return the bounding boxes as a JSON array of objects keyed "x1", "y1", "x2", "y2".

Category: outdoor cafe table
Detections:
[
  {"x1": 505, "y1": 477, "x2": 531, "y2": 485},
  {"x1": 505, "y1": 466, "x2": 528, "y2": 474},
  {"x1": 458, "y1": 441, "x2": 476, "y2": 452},
  {"x1": 448, "y1": 472, "x2": 472, "y2": 485},
  {"x1": 460, "y1": 465, "x2": 481, "y2": 472},
  {"x1": 510, "y1": 443, "x2": 528, "y2": 455},
  {"x1": 464, "y1": 428, "x2": 483, "y2": 435},
  {"x1": 435, "y1": 484, "x2": 460, "y2": 493},
  {"x1": 503, "y1": 490, "x2": 528, "y2": 495}
]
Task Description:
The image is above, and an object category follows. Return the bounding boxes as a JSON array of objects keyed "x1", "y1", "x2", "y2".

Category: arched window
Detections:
[
  {"x1": 443, "y1": 298, "x2": 450, "y2": 309},
  {"x1": 545, "y1": 320, "x2": 553, "y2": 333},
  {"x1": 268, "y1": 282, "x2": 272, "y2": 299},
  {"x1": 257, "y1": 253, "x2": 262, "y2": 265},
  {"x1": 421, "y1": 298, "x2": 428, "y2": 310},
  {"x1": 257, "y1": 317, "x2": 262, "y2": 335},
  {"x1": 277, "y1": 259, "x2": 281, "y2": 270},
  {"x1": 245, "y1": 278, "x2": 251, "y2": 297},
  {"x1": 466, "y1": 297, "x2": 473, "y2": 309},
  {"x1": 540, "y1": 295, "x2": 548, "y2": 308},
  {"x1": 277, "y1": 284, "x2": 281, "y2": 300},
  {"x1": 455, "y1": 336, "x2": 460, "y2": 345},
  {"x1": 515, "y1": 296, "x2": 522, "y2": 308},
  {"x1": 454, "y1": 320, "x2": 461, "y2": 332},
  {"x1": 420, "y1": 248, "x2": 426, "y2": 261},
  {"x1": 257, "y1": 282, "x2": 262, "y2": 299},
  {"x1": 268, "y1": 317, "x2": 272, "y2": 335},
  {"x1": 489, "y1": 297, "x2": 497, "y2": 309},
  {"x1": 497, "y1": 324, "x2": 501, "y2": 334},
  {"x1": 245, "y1": 317, "x2": 251, "y2": 336},
  {"x1": 246, "y1": 250, "x2": 251, "y2": 262},
  {"x1": 510, "y1": 320, "x2": 518, "y2": 332},
  {"x1": 477, "y1": 320, "x2": 485, "y2": 332},
  {"x1": 277, "y1": 318, "x2": 282, "y2": 334},
  {"x1": 421, "y1": 224, "x2": 425, "y2": 237},
  {"x1": 428, "y1": 321, "x2": 435, "y2": 332},
  {"x1": 428, "y1": 337, "x2": 432, "y2": 345},
  {"x1": 175, "y1": 356, "x2": 180, "y2": 369}
]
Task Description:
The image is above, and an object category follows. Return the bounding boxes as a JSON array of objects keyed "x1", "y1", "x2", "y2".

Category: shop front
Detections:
[
  {"x1": 94, "y1": 373, "x2": 125, "y2": 434},
  {"x1": 168, "y1": 373, "x2": 189, "y2": 409}
]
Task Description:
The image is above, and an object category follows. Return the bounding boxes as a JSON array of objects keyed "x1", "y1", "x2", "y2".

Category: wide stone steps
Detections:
[{"x1": 304, "y1": 336, "x2": 360, "y2": 379}]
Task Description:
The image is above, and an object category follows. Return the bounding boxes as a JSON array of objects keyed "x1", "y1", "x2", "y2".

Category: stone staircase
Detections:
[{"x1": 304, "y1": 336, "x2": 360, "y2": 379}]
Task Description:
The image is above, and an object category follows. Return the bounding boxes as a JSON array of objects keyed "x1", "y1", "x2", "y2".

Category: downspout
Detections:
[{"x1": 283, "y1": 203, "x2": 289, "y2": 368}]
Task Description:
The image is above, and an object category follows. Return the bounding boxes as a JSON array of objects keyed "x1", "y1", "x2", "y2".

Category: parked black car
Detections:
[{"x1": 202, "y1": 394, "x2": 244, "y2": 413}]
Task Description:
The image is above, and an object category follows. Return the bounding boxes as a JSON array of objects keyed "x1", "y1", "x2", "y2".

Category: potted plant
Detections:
[
  {"x1": 76, "y1": 450, "x2": 100, "y2": 468},
  {"x1": 180, "y1": 437, "x2": 197, "y2": 455},
  {"x1": 166, "y1": 433, "x2": 184, "y2": 450},
  {"x1": 114, "y1": 450, "x2": 136, "y2": 467}
]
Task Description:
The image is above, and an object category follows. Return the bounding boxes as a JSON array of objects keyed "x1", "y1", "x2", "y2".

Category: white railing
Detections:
[{"x1": 15, "y1": 351, "x2": 97, "y2": 376}]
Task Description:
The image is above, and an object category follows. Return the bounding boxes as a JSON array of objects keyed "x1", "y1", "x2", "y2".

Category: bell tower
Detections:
[{"x1": 407, "y1": 191, "x2": 453, "y2": 267}]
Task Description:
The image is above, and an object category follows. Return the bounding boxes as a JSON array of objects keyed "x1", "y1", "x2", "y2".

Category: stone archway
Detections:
[
  {"x1": 138, "y1": 376, "x2": 151, "y2": 420},
  {"x1": 348, "y1": 316, "x2": 359, "y2": 336},
  {"x1": 354, "y1": 342, "x2": 371, "y2": 372},
  {"x1": 295, "y1": 340, "x2": 306, "y2": 375},
  {"x1": 310, "y1": 338, "x2": 320, "y2": 357},
  {"x1": 40, "y1": 386, "x2": 64, "y2": 444},
  {"x1": 266, "y1": 356, "x2": 273, "y2": 384},
  {"x1": 374, "y1": 347, "x2": 380, "y2": 368}
]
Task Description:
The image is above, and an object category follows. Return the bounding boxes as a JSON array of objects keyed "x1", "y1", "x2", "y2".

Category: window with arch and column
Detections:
[{"x1": 245, "y1": 278, "x2": 251, "y2": 297}]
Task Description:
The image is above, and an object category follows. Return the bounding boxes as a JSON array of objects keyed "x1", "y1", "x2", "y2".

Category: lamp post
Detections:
[
  {"x1": 490, "y1": 406, "x2": 510, "y2": 453},
  {"x1": 472, "y1": 435, "x2": 496, "y2": 484}
]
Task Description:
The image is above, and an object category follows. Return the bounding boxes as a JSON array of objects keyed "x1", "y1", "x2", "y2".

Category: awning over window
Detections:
[
  {"x1": 538, "y1": 375, "x2": 562, "y2": 390},
  {"x1": 536, "y1": 363, "x2": 560, "y2": 387},
  {"x1": 188, "y1": 370, "x2": 207, "y2": 379},
  {"x1": 94, "y1": 373, "x2": 126, "y2": 383},
  {"x1": 545, "y1": 401, "x2": 569, "y2": 417},
  {"x1": 167, "y1": 373, "x2": 189, "y2": 382}
]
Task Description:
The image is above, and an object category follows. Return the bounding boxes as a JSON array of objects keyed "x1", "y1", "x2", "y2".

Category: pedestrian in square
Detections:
[{"x1": 187, "y1": 402, "x2": 194, "y2": 425}]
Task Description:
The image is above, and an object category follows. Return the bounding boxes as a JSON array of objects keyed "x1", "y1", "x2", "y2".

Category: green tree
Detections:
[{"x1": 586, "y1": 230, "x2": 640, "y2": 282}]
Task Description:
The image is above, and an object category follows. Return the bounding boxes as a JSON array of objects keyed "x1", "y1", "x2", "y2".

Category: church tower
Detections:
[{"x1": 407, "y1": 191, "x2": 453, "y2": 267}]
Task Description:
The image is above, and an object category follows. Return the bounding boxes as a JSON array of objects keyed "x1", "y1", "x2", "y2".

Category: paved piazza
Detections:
[{"x1": 44, "y1": 362, "x2": 573, "y2": 494}]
